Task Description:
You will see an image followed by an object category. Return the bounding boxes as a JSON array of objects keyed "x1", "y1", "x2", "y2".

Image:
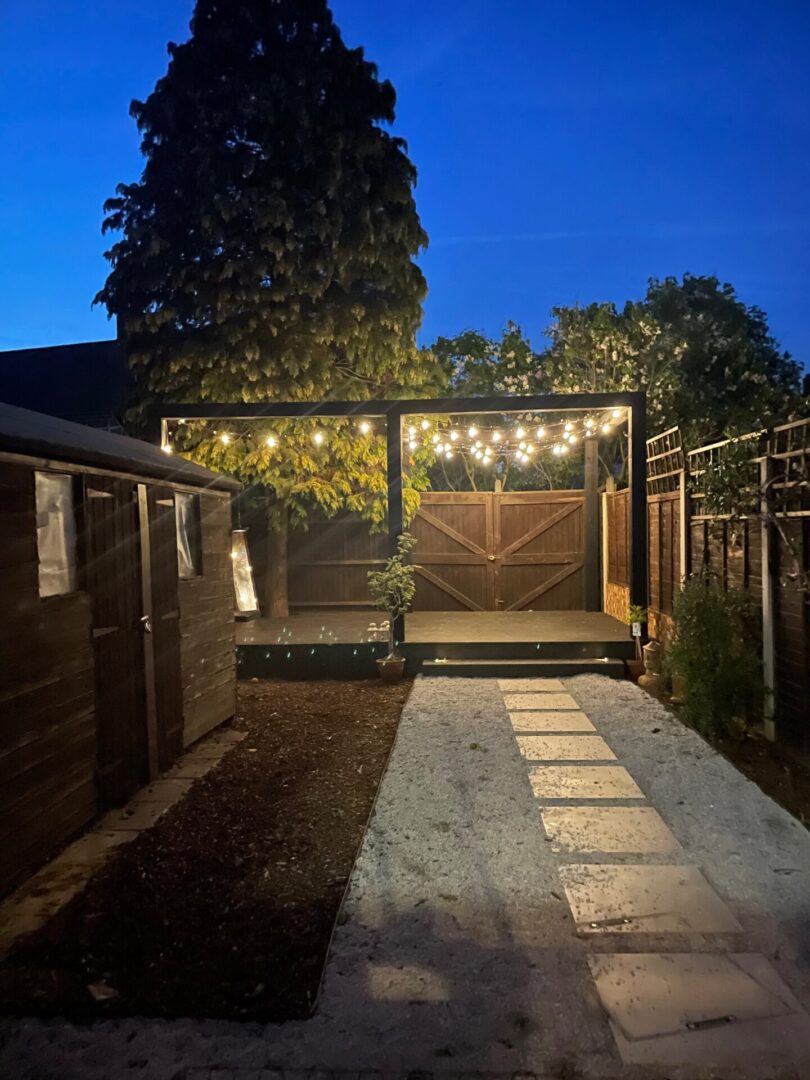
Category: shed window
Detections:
[
  {"x1": 175, "y1": 492, "x2": 202, "y2": 578},
  {"x1": 35, "y1": 472, "x2": 79, "y2": 597}
]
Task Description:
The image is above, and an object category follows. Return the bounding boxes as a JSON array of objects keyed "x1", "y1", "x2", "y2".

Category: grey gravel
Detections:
[{"x1": 2, "y1": 675, "x2": 810, "y2": 1080}]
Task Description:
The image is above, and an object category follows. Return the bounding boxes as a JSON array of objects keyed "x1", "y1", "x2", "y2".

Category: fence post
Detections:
[
  {"x1": 679, "y1": 468, "x2": 689, "y2": 582},
  {"x1": 601, "y1": 491, "x2": 609, "y2": 612},
  {"x1": 760, "y1": 454, "x2": 776, "y2": 742}
]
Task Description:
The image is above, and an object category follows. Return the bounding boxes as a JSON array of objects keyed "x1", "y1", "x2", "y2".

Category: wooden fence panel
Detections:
[{"x1": 603, "y1": 489, "x2": 629, "y2": 622}]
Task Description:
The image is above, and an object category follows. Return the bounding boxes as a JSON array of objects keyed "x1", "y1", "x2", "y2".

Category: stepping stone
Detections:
[
  {"x1": 497, "y1": 677, "x2": 566, "y2": 692},
  {"x1": 503, "y1": 692, "x2": 580, "y2": 711},
  {"x1": 541, "y1": 806, "x2": 680, "y2": 854},
  {"x1": 517, "y1": 735, "x2": 616, "y2": 761},
  {"x1": 510, "y1": 710, "x2": 596, "y2": 732},
  {"x1": 529, "y1": 765, "x2": 644, "y2": 800},
  {"x1": 559, "y1": 864, "x2": 742, "y2": 934},
  {"x1": 589, "y1": 953, "x2": 810, "y2": 1068}
]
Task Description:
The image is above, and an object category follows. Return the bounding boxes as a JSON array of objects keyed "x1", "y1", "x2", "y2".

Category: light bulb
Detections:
[
  {"x1": 220, "y1": 433, "x2": 231, "y2": 445},
  {"x1": 468, "y1": 425, "x2": 478, "y2": 438},
  {"x1": 611, "y1": 409, "x2": 622, "y2": 419},
  {"x1": 408, "y1": 425, "x2": 416, "y2": 437},
  {"x1": 536, "y1": 427, "x2": 545, "y2": 439},
  {"x1": 450, "y1": 430, "x2": 459, "y2": 441},
  {"x1": 564, "y1": 422, "x2": 573, "y2": 433},
  {"x1": 526, "y1": 443, "x2": 535, "y2": 454},
  {"x1": 161, "y1": 443, "x2": 173, "y2": 454},
  {"x1": 518, "y1": 441, "x2": 526, "y2": 450},
  {"x1": 313, "y1": 431, "x2": 324, "y2": 446},
  {"x1": 585, "y1": 418, "x2": 595, "y2": 429},
  {"x1": 266, "y1": 435, "x2": 277, "y2": 448},
  {"x1": 445, "y1": 449, "x2": 454, "y2": 460},
  {"x1": 474, "y1": 440, "x2": 482, "y2": 449},
  {"x1": 552, "y1": 445, "x2": 561, "y2": 456},
  {"x1": 421, "y1": 419, "x2": 430, "y2": 431},
  {"x1": 516, "y1": 426, "x2": 526, "y2": 439},
  {"x1": 568, "y1": 434, "x2": 578, "y2": 445},
  {"x1": 359, "y1": 421, "x2": 371, "y2": 434},
  {"x1": 431, "y1": 433, "x2": 440, "y2": 444},
  {"x1": 560, "y1": 444, "x2": 569, "y2": 454},
  {"x1": 408, "y1": 439, "x2": 418, "y2": 450},
  {"x1": 602, "y1": 423, "x2": 612, "y2": 434},
  {"x1": 492, "y1": 431, "x2": 501, "y2": 442}
]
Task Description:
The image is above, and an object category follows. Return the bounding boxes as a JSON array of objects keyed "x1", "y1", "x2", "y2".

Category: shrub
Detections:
[{"x1": 666, "y1": 573, "x2": 763, "y2": 738}]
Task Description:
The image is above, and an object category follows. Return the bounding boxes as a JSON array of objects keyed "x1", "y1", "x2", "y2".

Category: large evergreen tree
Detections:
[{"x1": 97, "y1": 0, "x2": 439, "y2": 613}]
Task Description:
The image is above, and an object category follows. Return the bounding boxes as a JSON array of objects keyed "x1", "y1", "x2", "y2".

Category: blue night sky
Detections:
[{"x1": 1, "y1": 1, "x2": 808, "y2": 365}]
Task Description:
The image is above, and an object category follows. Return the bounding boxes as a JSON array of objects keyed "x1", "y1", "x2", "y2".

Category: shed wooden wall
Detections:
[
  {"x1": 0, "y1": 462, "x2": 97, "y2": 896},
  {"x1": 179, "y1": 493, "x2": 236, "y2": 747},
  {"x1": 603, "y1": 489, "x2": 630, "y2": 622}
]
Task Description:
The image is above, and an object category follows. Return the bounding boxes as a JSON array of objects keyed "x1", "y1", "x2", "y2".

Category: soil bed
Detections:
[{"x1": 0, "y1": 678, "x2": 409, "y2": 1021}]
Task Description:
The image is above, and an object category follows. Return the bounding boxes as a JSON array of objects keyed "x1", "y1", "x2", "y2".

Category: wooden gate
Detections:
[
  {"x1": 411, "y1": 491, "x2": 585, "y2": 611},
  {"x1": 84, "y1": 477, "x2": 149, "y2": 807}
]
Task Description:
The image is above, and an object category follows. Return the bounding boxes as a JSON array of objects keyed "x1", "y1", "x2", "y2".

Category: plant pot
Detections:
[
  {"x1": 377, "y1": 657, "x2": 406, "y2": 684},
  {"x1": 625, "y1": 658, "x2": 645, "y2": 683}
]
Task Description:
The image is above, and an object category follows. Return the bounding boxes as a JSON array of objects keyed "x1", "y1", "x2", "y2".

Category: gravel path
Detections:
[{"x1": 3, "y1": 675, "x2": 810, "y2": 1080}]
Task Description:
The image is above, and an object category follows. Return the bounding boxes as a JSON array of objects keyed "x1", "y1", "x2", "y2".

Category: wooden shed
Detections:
[{"x1": 0, "y1": 402, "x2": 240, "y2": 895}]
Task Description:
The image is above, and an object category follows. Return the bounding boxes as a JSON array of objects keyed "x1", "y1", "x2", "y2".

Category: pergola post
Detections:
[
  {"x1": 583, "y1": 433, "x2": 600, "y2": 611},
  {"x1": 386, "y1": 406, "x2": 405, "y2": 646},
  {"x1": 628, "y1": 392, "x2": 648, "y2": 609}
]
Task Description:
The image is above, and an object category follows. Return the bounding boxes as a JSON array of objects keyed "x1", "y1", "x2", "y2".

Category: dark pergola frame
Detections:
[{"x1": 157, "y1": 392, "x2": 647, "y2": 641}]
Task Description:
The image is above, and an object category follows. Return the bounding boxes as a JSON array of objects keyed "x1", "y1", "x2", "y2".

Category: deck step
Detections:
[{"x1": 420, "y1": 657, "x2": 626, "y2": 678}]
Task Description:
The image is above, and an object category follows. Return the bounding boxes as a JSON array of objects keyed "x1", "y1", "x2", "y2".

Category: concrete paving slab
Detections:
[
  {"x1": 98, "y1": 801, "x2": 169, "y2": 832},
  {"x1": 164, "y1": 758, "x2": 217, "y2": 779},
  {"x1": 131, "y1": 778, "x2": 194, "y2": 802},
  {"x1": 590, "y1": 952, "x2": 810, "y2": 1068},
  {"x1": 528, "y1": 764, "x2": 645, "y2": 800},
  {"x1": 541, "y1": 806, "x2": 680, "y2": 853},
  {"x1": 496, "y1": 678, "x2": 566, "y2": 692},
  {"x1": 184, "y1": 743, "x2": 230, "y2": 761},
  {"x1": 503, "y1": 692, "x2": 580, "y2": 711},
  {"x1": 509, "y1": 710, "x2": 596, "y2": 732},
  {"x1": 560, "y1": 863, "x2": 742, "y2": 934},
  {"x1": 517, "y1": 735, "x2": 616, "y2": 761}
]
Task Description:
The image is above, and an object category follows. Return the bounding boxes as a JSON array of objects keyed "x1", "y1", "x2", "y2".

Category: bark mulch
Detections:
[{"x1": 0, "y1": 678, "x2": 409, "y2": 1021}]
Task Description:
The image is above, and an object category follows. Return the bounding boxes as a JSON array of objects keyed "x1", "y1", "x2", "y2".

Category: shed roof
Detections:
[{"x1": 0, "y1": 401, "x2": 240, "y2": 492}]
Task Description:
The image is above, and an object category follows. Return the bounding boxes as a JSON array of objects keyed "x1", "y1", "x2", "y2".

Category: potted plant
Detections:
[
  {"x1": 624, "y1": 603, "x2": 647, "y2": 682},
  {"x1": 367, "y1": 532, "x2": 418, "y2": 683}
]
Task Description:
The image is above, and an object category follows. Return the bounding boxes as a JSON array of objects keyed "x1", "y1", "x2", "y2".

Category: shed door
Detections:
[
  {"x1": 141, "y1": 486, "x2": 184, "y2": 771},
  {"x1": 84, "y1": 477, "x2": 148, "y2": 806}
]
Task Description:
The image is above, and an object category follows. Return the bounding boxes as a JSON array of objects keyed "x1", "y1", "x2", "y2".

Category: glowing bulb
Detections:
[
  {"x1": 408, "y1": 425, "x2": 416, "y2": 436},
  {"x1": 518, "y1": 441, "x2": 526, "y2": 450},
  {"x1": 602, "y1": 423, "x2": 612, "y2": 434},
  {"x1": 585, "y1": 417, "x2": 595, "y2": 429},
  {"x1": 435, "y1": 443, "x2": 445, "y2": 454},
  {"x1": 445, "y1": 450, "x2": 454, "y2": 460},
  {"x1": 450, "y1": 430, "x2": 459, "y2": 441},
  {"x1": 266, "y1": 435, "x2": 277, "y2": 448},
  {"x1": 568, "y1": 434, "x2": 578, "y2": 445},
  {"x1": 421, "y1": 419, "x2": 430, "y2": 431},
  {"x1": 431, "y1": 433, "x2": 440, "y2": 444},
  {"x1": 611, "y1": 409, "x2": 622, "y2": 419},
  {"x1": 492, "y1": 431, "x2": 501, "y2": 442},
  {"x1": 564, "y1": 422, "x2": 573, "y2": 433},
  {"x1": 359, "y1": 421, "x2": 371, "y2": 434},
  {"x1": 220, "y1": 433, "x2": 231, "y2": 445},
  {"x1": 313, "y1": 431, "x2": 324, "y2": 446},
  {"x1": 515, "y1": 426, "x2": 526, "y2": 439},
  {"x1": 161, "y1": 443, "x2": 173, "y2": 454},
  {"x1": 552, "y1": 445, "x2": 561, "y2": 456},
  {"x1": 526, "y1": 443, "x2": 535, "y2": 454},
  {"x1": 468, "y1": 426, "x2": 478, "y2": 438},
  {"x1": 474, "y1": 440, "x2": 482, "y2": 449},
  {"x1": 560, "y1": 443, "x2": 569, "y2": 455},
  {"x1": 536, "y1": 427, "x2": 545, "y2": 439},
  {"x1": 408, "y1": 439, "x2": 418, "y2": 450}
]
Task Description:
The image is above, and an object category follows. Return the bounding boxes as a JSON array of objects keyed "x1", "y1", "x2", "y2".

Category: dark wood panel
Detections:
[{"x1": 147, "y1": 487, "x2": 184, "y2": 771}]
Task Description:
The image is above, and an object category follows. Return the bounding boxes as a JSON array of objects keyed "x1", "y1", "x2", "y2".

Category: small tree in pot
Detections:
[{"x1": 367, "y1": 532, "x2": 418, "y2": 683}]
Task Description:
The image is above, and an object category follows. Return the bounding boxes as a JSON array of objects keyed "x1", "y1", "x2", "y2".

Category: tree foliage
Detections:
[{"x1": 97, "y1": 0, "x2": 444, "y2": 542}]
